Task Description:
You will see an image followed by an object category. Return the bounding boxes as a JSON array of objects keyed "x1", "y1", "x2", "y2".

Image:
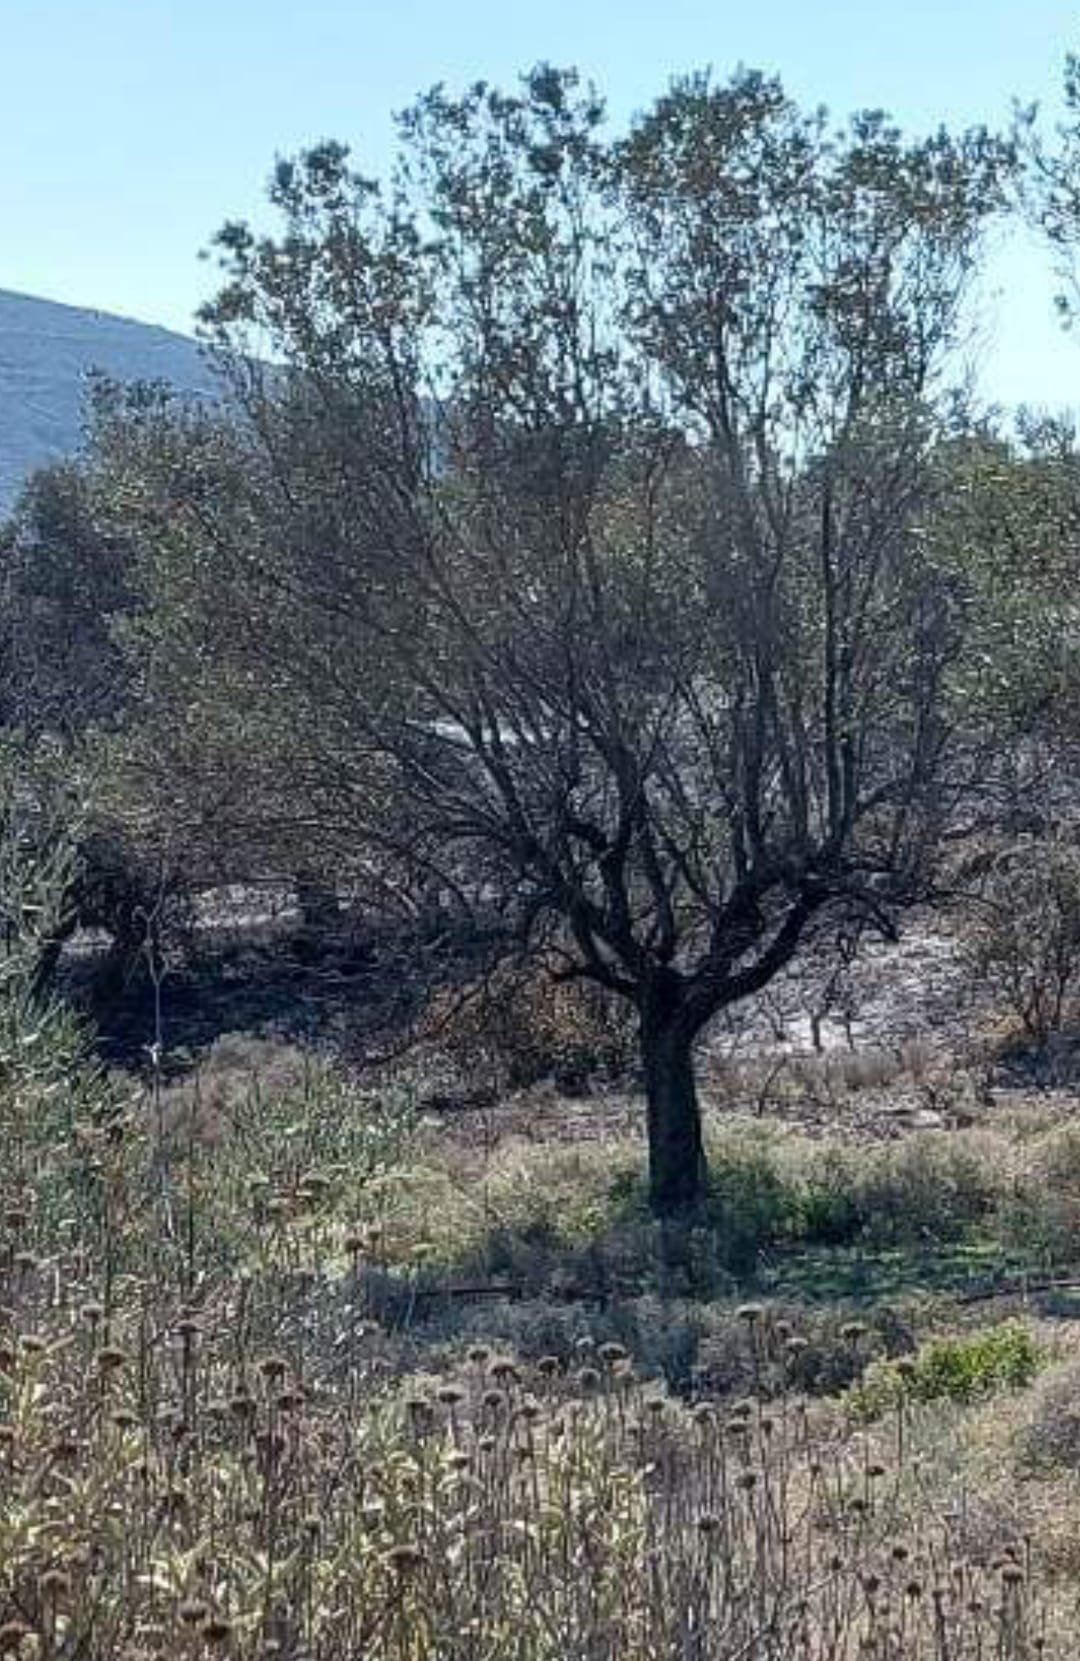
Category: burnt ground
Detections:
[
  {"x1": 63, "y1": 886, "x2": 1080, "y2": 1156},
  {"x1": 61, "y1": 894, "x2": 507, "y2": 1074}
]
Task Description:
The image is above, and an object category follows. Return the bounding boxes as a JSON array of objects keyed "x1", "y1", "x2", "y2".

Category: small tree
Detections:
[
  {"x1": 963, "y1": 839, "x2": 1080, "y2": 1045},
  {"x1": 116, "y1": 68, "x2": 1010, "y2": 1212}
]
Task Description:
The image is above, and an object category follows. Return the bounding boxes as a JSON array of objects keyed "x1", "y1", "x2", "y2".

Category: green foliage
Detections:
[
  {"x1": 1, "y1": 459, "x2": 134, "y2": 737},
  {"x1": 846, "y1": 1137, "x2": 998, "y2": 1247},
  {"x1": 797, "y1": 1150, "x2": 868, "y2": 1245},
  {"x1": 849, "y1": 1321, "x2": 1043, "y2": 1419},
  {"x1": 999, "y1": 1123, "x2": 1080, "y2": 1266},
  {"x1": 927, "y1": 425, "x2": 1080, "y2": 734},
  {"x1": 156, "y1": 1050, "x2": 419, "y2": 1274},
  {"x1": 0, "y1": 743, "x2": 133, "y2": 1243},
  {"x1": 703, "y1": 1146, "x2": 798, "y2": 1276},
  {"x1": 1023, "y1": 51, "x2": 1080, "y2": 326},
  {"x1": 705, "y1": 1134, "x2": 998, "y2": 1272}
]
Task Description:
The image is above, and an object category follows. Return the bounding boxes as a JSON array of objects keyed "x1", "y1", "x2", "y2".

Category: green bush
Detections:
[
  {"x1": 797, "y1": 1150, "x2": 867, "y2": 1246},
  {"x1": 1000, "y1": 1124, "x2": 1080, "y2": 1267},
  {"x1": 785, "y1": 1137, "x2": 997, "y2": 1253},
  {"x1": 852, "y1": 1137, "x2": 997, "y2": 1247},
  {"x1": 848, "y1": 1320, "x2": 1043, "y2": 1419},
  {"x1": 704, "y1": 1146, "x2": 799, "y2": 1275}
]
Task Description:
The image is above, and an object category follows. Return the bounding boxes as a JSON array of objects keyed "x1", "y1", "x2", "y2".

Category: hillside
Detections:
[{"x1": 0, "y1": 287, "x2": 216, "y2": 512}]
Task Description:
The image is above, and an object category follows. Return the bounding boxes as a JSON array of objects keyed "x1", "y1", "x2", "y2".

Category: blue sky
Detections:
[{"x1": 3, "y1": 0, "x2": 1079, "y2": 409}]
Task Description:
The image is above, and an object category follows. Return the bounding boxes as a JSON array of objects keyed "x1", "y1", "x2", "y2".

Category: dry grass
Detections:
[
  {"x1": 4, "y1": 1026, "x2": 1080, "y2": 1656},
  {"x1": 0, "y1": 1253, "x2": 1062, "y2": 1659}
]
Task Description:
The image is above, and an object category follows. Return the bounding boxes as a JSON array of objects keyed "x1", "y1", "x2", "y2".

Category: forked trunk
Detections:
[{"x1": 640, "y1": 1004, "x2": 707, "y2": 1215}]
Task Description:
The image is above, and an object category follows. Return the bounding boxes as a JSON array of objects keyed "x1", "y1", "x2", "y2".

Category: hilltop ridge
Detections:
[{"x1": 0, "y1": 287, "x2": 215, "y2": 512}]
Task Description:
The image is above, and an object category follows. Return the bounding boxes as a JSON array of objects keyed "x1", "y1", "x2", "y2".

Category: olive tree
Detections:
[
  {"x1": 0, "y1": 458, "x2": 134, "y2": 737},
  {"x1": 119, "y1": 67, "x2": 1010, "y2": 1211}
]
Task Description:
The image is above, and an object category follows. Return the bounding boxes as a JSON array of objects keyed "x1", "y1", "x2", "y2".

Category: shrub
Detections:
[
  {"x1": 1000, "y1": 1123, "x2": 1080, "y2": 1266},
  {"x1": 852, "y1": 1135, "x2": 998, "y2": 1247},
  {"x1": 798, "y1": 1148, "x2": 867, "y2": 1245},
  {"x1": 704, "y1": 1144, "x2": 800, "y2": 1274},
  {"x1": 790, "y1": 1135, "x2": 999, "y2": 1252},
  {"x1": 849, "y1": 1320, "x2": 1043, "y2": 1419},
  {"x1": 1014, "y1": 1357, "x2": 1080, "y2": 1474},
  {"x1": 419, "y1": 955, "x2": 637, "y2": 1093}
]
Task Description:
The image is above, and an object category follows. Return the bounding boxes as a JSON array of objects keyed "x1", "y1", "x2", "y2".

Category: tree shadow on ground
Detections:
[
  {"x1": 295, "y1": 1214, "x2": 1063, "y2": 1404},
  {"x1": 362, "y1": 1151, "x2": 1067, "y2": 1329}
]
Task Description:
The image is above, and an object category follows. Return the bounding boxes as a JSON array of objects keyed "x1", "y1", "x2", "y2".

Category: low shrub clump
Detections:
[
  {"x1": 848, "y1": 1321, "x2": 1044, "y2": 1420},
  {"x1": 999, "y1": 1122, "x2": 1080, "y2": 1266},
  {"x1": 418, "y1": 955, "x2": 637, "y2": 1093},
  {"x1": 1014, "y1": 1355, "x2": 1080, "y2": 1475},
  {"x1": 959, "y1": 838, "x2": 1080, "y2": 1045}
]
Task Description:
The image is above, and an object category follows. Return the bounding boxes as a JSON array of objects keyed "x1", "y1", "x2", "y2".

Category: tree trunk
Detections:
[{"x1": 640, "y1": 1002, "x2": 707, "y2": 1216}]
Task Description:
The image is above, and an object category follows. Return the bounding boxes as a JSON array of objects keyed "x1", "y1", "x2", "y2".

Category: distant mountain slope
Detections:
[{"x1": 0, "y1": 288, "x2": 217, "y2": 514}]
